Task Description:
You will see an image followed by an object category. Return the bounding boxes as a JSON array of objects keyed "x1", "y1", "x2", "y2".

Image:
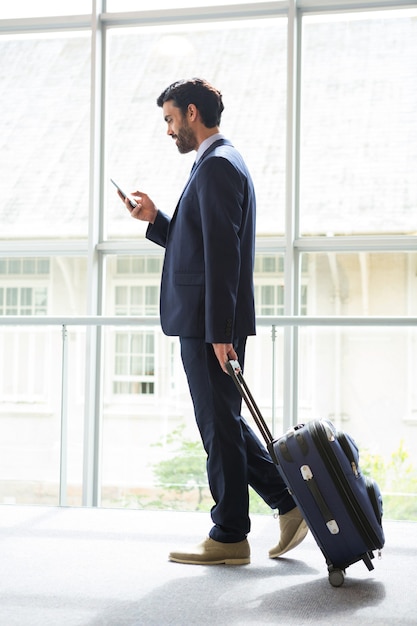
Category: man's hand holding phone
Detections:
[{"x1": 111, "y1": 178, "x2": 158, "y2": 224}]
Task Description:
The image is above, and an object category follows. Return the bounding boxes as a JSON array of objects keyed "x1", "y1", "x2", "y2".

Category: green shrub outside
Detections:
[{"x1": 132, "y1": 424, "x2": 417, "y2": 521}]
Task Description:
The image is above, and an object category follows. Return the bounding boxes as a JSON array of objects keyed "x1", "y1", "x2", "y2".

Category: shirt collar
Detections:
[{"x1": 195, "y1": 133, "x2": 225, "y2": 164}]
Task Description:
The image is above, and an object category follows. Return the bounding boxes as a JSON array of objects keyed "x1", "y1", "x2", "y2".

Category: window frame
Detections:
[{"x1": 1, "y1": 0, "x2": 416, "y2": 507}]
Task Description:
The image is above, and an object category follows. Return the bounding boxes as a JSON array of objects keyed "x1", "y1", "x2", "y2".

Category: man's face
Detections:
[{"x1": 162, "y1": 100, "x2": 197, "y2": 154}]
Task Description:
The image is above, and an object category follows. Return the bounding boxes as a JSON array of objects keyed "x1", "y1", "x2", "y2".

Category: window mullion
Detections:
[
  {"x1": 283, "y1": 0, "x2": 302, "y2": 430},
  {"x1": 83, "y1": 0, "x2": 106, "y2": 508}
]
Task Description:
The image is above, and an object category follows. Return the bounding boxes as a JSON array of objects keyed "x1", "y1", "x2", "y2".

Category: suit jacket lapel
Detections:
[{"x1": 169, "y1": 138, "x2": 233, "y2": 225}]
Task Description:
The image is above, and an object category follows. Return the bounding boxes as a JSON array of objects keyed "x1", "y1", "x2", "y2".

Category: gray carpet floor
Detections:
[{"x1": 0, "y1": 505, "x2": 416, "y2": 625}]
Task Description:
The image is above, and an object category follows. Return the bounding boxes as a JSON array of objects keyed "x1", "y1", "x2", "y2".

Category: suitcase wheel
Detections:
[{"x1": 328, "y1": 567, "x2": 345, "y2": 587}]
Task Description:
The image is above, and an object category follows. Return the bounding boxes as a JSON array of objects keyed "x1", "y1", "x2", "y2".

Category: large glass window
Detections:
[
  {"x1": 106, "y1": 18, "x2": 287, "y2": 237},
  {"x1": 300, "y1": 10, "x2": 417, "y2": 236},
  {"x1": 1, "y1": 3, "x2": 416, "y2": 518},
  {"x1": 0, "y1": 33, "x2": 91, "y2": 240}
]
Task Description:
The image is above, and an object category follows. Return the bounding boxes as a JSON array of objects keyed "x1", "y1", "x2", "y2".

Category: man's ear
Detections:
[{"x1": 188, "y1": 103, "x2": 198, "y2": 121}]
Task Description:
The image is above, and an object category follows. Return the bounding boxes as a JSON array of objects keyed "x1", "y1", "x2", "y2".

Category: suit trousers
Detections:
[{"x1": 180, "y1": 336, "x2": 296, "y2": 543}]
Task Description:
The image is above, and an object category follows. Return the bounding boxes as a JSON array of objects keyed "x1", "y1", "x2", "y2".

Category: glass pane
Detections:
[
  {"x1": 300, "y1": 252, "x2": 417, "y2": 316},
  {"x1": 105, "y1": 255, "x2": 162, "y2": 316},
  {"x1": 116, "y1": 333, "x2": 129, "y2": 352},
  {"x1": 146, "y1": 334, "x2": 154, "y2": 352},
  {"x1": 132, "y1": 258, "x2": 145, "y2": 273},
  {"x1": 38, "y1": 259, "x2": 50, "y2": 274},
  {"x1": 129, "y1": 356, "x2": 141, "y2": 375},
  {"x1": 254, "y1": 252, "x2": 285, "y2": 315},
  {"x1": 100, "y1": 324, "x2": 283, "y2": 511},
  {"x1": 0, "y1": 257, "x2": 87, "y2": 316},
  {"x1": 300, "y1": 10, "x2": 417, "y2": 236},
  {"x1": 144, "y1": 355, "x2": 154, "y2": 376},
  {"x1": 9, "y1": 260, "x2": 21, "y2": 273},
  {"x1": 130, "y1": 333, "x2": 142, "y2": 353},
  {"x1": 147, "y1": 258, "x2": 162, "y2": 274},
  {"x1": 299, "y1": 327, "x2": 417, "y2": 520},
  {"x1": 21, "y1": 288, "x2": 32, "y2": 306},
  {"x1": 0, "y1": 1, "x2": 91, "y2": 18},
  {"x1": 115, "y1": 356, "x2": 126, "y2": 376},
  {"x1": 145, "y1": 286, "x2": 158, "y2": 315},
  {"x1": 0, "y1": 33, "x2": 90, "y2": 239},
  {"x1": 115, "y1": 286, "x2": 128, "y2": 306},
  {"x1": 106, "y1": 19, "x2": 286, "y2": 237},
  {"x1": 22, "y1": 259, "x2": 36, "y2": 274},
  {"x1": 130, "y1": 287, "x2": 142, "y2": 306},
  {"x1": 116, "y1": 258, "x2": 131, "y2": 274},
  {"x1": 101, "y1": 327, "x2": 180, "y2": 507},
  {"x1": 6, "y1": 289, "x2": 18, "y2": 307},
  {"x1": 0, "y1": 326, "x2": 85, "y2": 506}
]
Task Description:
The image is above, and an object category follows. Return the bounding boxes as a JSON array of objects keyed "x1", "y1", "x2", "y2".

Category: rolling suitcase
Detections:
[{"x1": 226, "y1": 359, "x2": 385, "y2": 587}]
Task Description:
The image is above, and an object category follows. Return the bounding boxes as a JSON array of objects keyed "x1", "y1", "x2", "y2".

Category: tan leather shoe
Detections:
[
  {"x1": 169, "y1": 537, "x2": 250, "y2": 565},
  {"x1": 269, "y1": 506, "x2": 308, "y2": 559}
]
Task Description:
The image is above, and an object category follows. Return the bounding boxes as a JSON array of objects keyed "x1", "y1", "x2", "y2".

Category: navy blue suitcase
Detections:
[{"x1": 226, "y1": 360, "x2": 385, "y2": 587}]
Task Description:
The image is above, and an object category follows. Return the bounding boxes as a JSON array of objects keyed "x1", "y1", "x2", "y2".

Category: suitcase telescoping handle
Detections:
[{"x1": 226, "y1": 360, "x2": 276, "y2": 455}]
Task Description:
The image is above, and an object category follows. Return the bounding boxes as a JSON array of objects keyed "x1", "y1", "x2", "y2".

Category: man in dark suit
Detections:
[{"x1": 118, "y1": 78, "x2": 307, "y2": 565}]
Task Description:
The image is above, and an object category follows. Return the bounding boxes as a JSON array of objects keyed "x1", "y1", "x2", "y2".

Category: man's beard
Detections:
[{"x1": 175, "y1": 120, "x2": 197, "y2": 154}]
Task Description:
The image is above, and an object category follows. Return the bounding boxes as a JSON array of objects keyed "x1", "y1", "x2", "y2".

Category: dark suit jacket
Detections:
[{"x1": 146, "y1": 138, "x2": 256, "y2": 343}]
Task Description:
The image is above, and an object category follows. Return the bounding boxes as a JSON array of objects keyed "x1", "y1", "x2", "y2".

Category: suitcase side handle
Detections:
[{"x1": 300, "y1": 464, "x2": 340, "y2": 534}]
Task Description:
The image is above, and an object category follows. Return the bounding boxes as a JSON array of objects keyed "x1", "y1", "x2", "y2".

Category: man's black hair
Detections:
[{"x1": 157, "y1": 78, "x2": 224, "y2": 127}]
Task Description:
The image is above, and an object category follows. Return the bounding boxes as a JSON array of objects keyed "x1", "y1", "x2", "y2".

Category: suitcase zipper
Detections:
[{"x1": 338, "y1": 431, "x2": 359, "y2": 478}]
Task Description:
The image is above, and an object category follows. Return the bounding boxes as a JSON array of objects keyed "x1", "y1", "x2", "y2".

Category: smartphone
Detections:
[{"x1": 110, "y1": 178, "x2": 137, "y2": 208}]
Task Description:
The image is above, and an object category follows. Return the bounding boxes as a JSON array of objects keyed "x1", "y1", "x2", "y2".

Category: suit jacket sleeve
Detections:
[{"x1": 146, "y1": 210, "x2": 171, "y2": 248}]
